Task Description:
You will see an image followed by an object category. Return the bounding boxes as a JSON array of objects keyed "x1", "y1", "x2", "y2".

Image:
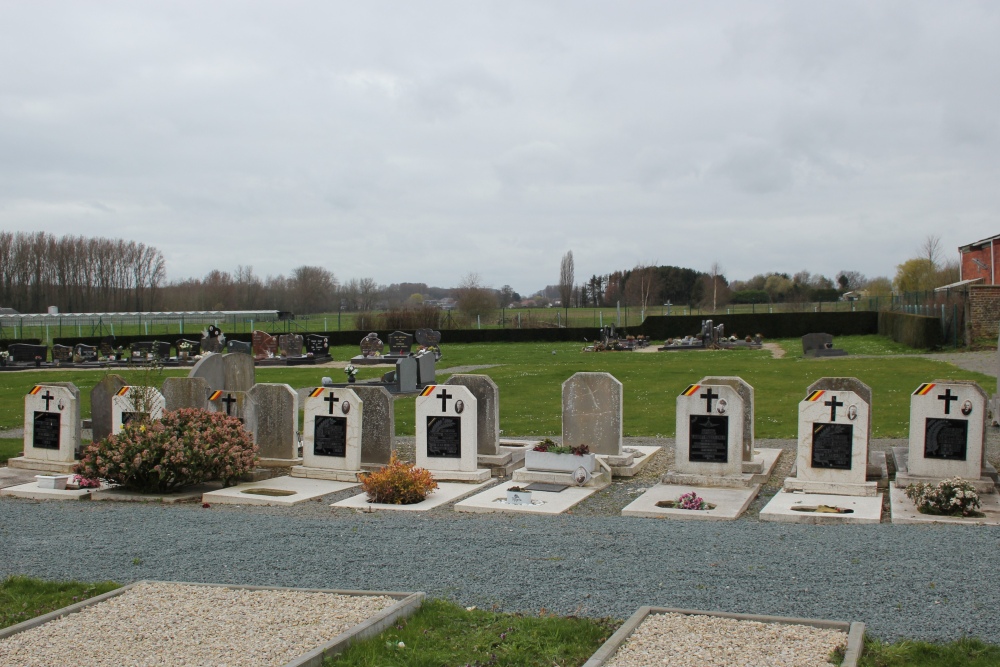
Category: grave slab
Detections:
[
  {"x1": 454, "y1": 480, "x2": 599, "y2": 515},
  {"x1": 332, "y1": 480, "x2": 493, "y2": 512},
  {"x1": 202, "y1": 476, "x2": 358, "y2": 506},
  {"x1": 888, "y1": 485, "x2": 1000, "y2": 525},
  {"x1": 90, "y1": 482, "x2": 223, "y2": 504},
  {"x1": 601, "y1": 445, "x2": 663, "y2": 477},
  {"x1": 0, "y1": 482, "x2": 107, "y2": 501},
  {"x1": 892, "y1": 446, "x2": 996, "y2": 493},
  {"x1": 760, "y1": 490, "x2": 882, "y2": 524},
  {"x1": 620, "y1": 484, "x2": 760, "y2": 521}
]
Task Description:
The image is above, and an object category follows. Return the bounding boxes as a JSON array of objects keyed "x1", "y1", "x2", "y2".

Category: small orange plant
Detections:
[{"x1": 359, "y1": 453, "x2": 438, "y2": 505}]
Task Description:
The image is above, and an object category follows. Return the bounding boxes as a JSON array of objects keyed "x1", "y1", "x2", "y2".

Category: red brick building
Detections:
[{"x1": 960, "y1": 234, "x2": 1000, "y2": 285}]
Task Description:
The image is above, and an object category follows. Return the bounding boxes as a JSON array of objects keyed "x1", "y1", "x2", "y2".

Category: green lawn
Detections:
[
  {"x1": 326, "y1": 599, "x2": 617, "y2": 667},
  {"x1": 0, "y1": 438, "x2": 22, "y2": 464},
  {"x1": 0, "y1": 576, "x2": 119, "y2": 630},
  {"x1": 855, "y1": 636, "x2": 1000, "y2": 667},
  {"x1": 0, "y1": 337, "x2": 991, "y2": 439}
]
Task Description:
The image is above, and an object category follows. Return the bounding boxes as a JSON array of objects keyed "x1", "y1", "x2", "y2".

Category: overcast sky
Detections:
[{"x1": 1, "y1": 2, "x2": 998, "y2": 295}]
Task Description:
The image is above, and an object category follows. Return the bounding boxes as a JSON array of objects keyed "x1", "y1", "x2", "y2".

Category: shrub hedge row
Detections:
[{"x1": 877, "y1": 311, "x2": 944, "y2": 350}]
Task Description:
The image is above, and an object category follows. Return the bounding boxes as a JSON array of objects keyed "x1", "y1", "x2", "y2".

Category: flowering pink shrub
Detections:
[{"x1": 75, "y1": 408, "x2": 257, "y2": 493}]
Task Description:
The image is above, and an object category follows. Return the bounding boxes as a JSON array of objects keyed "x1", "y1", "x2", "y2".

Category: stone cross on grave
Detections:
[
  {"x1": 825, "y1": 395, "x2": 844, "y2": 421},
  {"x1": 208, "y1": 389, "x2": 254, "y2": 429},
  {"x1": 700, "y1": 388, "x2": 719, "y2": 413},
  {"x1": 40, "y1": 390, "x2": 55, "y2": 411},
  {"x1": 324, "y1": 391, "x2": 340, "y2": 414},
  {"x1": 436, "y1": 388, "x2": 453, "y2": 412}
]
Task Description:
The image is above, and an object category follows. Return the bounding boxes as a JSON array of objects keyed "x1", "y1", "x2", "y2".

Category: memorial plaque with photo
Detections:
[
  {"x1": 811, "y1": 423, "x2": 853, "y2": 470},
  {"x1": 924, "y1": 418, "x2": 968, "y2": 461},
  {"x1": 427, "y1": 416, "x2": 461, "y2": 457},
  {"x1": 314, "y1": 415, "x2": 347, "y2": 457},
  {"x1": 688, "y1": 415, "x2": 729, "y2": 463},
  {"x1": 33, "y1": 412, "x2": 61, "y2": 450}
]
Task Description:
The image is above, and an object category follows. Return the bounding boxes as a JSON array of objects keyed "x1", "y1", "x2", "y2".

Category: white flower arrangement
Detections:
[
  {"x1": 344, "y1": 364, "x2": 358, "y2": 377},
  {"x1": 905, "y1": 477, "x2": 981, "y2": 517}
]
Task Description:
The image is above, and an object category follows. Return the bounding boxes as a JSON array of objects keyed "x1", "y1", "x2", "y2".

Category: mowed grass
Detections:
[
  {"x1": 326, "y1": 598, "x2": 618, "y2": 667},
  {"x1": 855, "y1": 636, "x2": 1000, "y2": 667},
  {"x1": 0, "y1": 576, "x2": 119, "y2": 630},
  {"x1": 0, "y1": 336, "x2": 991, "y2": 438},
  {"x1": 0, "y1": 438, "x2": 22, "y2": 464}
]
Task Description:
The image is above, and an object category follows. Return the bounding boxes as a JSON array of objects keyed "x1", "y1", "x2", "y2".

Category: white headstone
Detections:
[
  {"x1": 415, "y1": 384, "x2": 483, "y2": 477},
  {"x1": 674, "y1": 382, "x2": 745, "y2": 477},
  {"x1": 785, "y1": 385, "x2": 874, "y2": 495},
  {"x1": 907, "y1": 381, "x2": 987, "y2": 481},
  {"x1": 302, "y1": 387, "x2": 363, "y2": 474},
  {"x1": 111, "y1": 386, "x2": 165, "y2": 435},
  {"x1": 208, "y1": 389, "x2": 256, "y2": 432},
  {"x1": 21, "y1": 384, "x2": 81, "y2": 468}
]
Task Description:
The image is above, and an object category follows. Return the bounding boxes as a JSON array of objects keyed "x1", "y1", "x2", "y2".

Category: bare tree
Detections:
[
  {"x1": 709, "y1": 262, "x2": 723, "y2": 312},
  {"x1": 559, "y1": 250, "x2": 574, "y2": 319},
  {"x1": 455, "y1": 273, "x2": 497, "y2": 323},
  {"x1": 921, "y1": 234, "x2": 943, "y2": 268}
]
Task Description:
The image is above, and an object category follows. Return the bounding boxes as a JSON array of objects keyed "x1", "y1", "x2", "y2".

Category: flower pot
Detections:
[
  {"x1": 506, "y1": 489, "x2": 532, "y2": 505},
  {"x1": 524, "y1": 451, "x2": 597, "y2": 473},
  {"x1": 348, "y1": 376, "x2": 356, "y2": 383},
  {"x1": 35, "y1": 475, "x2": 71, "y2": 490}
]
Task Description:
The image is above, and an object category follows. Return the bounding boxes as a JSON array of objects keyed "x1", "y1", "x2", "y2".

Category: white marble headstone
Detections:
[
  {"x1": 302, "y1": 387, "x2": 363, "y2": 473},
  {"x1": 907, "y1": 381, "x2": 986, "y2": 480},
  {"x1": 415, "y1": 384, "x2": 479, "y2": 473},
  {"x1": 22, "y1": 384, "x2": 81, "y2": 465},
  {"x1": 790, "y1": 387, "x2": 871, "y2": 492},
  {"x1": 208, "y1": 389, "x2": 256, "y2": 434},
  {"x1": 111, "y1": 386, "x2": 165, "y2": 435},
  {"x1": 674, "y1": 382, "x2": 745, "y2": 477}
]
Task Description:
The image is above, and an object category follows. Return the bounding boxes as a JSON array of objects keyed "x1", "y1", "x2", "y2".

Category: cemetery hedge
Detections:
[
  {"x1": 877, "y1": 311, "x2": 944, "y2": 350},
  {"x1": 41, "y1": 311, "x2": 882, "y2": 351}
]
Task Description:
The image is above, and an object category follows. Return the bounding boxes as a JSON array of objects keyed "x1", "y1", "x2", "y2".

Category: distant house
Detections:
[
  {"x1": 959, "y1": 233, "x2": 1000, "y2": 285},
  {"x1": 0, "y1": 307, "x2": 19, "y2": 316}
]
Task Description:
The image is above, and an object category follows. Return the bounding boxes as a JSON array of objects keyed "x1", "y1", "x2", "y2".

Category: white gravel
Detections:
[
  {"x1": 604, "y1": 612, "x2": 847, "y2": 667},
  {"x1": 0, "y1": 582, "x2": 395, "y2": 667}
]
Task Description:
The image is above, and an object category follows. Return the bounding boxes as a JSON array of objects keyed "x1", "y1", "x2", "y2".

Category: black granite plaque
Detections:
[
  {"x1": 427, "y1": 416, "x2": 461, "y2": 458},
  {"x1": 388, "y1": 331, "x2": 413, "y2": 355},
  {"x1": 811, "y1": 423, "x2": 853, "y2": 470},
  {"x1": 688, "y1": 415, "x2": 729, "y2": 463},
  {"x1": 33, "y1": 411, "x2": 61, "y2": 450},
  {"x1": 314, "y1": 415, "x2": 347, "y2": 457},
  {"x1": 924, "y1": 418, "x2": 968, "y2": 461},
  {"x1": 121, "y1": 412, "x2": 147, "y2": 426}
]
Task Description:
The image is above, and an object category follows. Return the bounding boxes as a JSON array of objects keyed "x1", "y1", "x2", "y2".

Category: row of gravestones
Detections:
[
  {"x1": 665, "y1": 375, "x2": 989, "y2": 494},
  {"x1": 248, "y1": 332, "x2": 330, "y2": 360}
]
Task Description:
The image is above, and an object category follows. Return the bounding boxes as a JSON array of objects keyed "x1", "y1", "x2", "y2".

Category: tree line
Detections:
[{"x1": 0, "y1": 231, "x2": 164, "y2": 313}]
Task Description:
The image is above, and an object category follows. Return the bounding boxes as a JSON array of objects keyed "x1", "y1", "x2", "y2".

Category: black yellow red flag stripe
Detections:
[
  {"x1": 806, "y1": 390, "x2": 825, "y2": 402},
  {"x1": 309, "y1": 387, "x2": 325, "y2": 398},
  {"x1": 209, "y1": 390, "x2": 223, "y2": 401},
  {"x1": 914, "y1": 383, "x2": 936, "y2": 396},
  {"x1": 681, "y1": 384, "x2": 700, "y2": 396},
  {"x1": 116, "y1": 386, "x2": 130, "y2": 396},
  {"x1": 420, "y1": 385, "x2": 436, "y2": 396},
  {"x1": 28, "y1": 385, "x2": 42, "y2": 396}
]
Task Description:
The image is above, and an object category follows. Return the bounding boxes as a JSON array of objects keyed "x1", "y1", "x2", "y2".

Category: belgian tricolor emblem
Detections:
[
  {"x1": 681, "y1": 384, "x2": 700, "y2": 396},
  {"x1": 28, "y1": 385, "x2": 42, "y2": 396},
  {"x1": 309, "y1": 387, "x2": 325, "y2": 398},
  {"x1": 115, "y1": 386, "x2": 130, "y2": 396},
  {"x1": 420, "y1": 385, "x2": 437, "y2": 396},
  {"x1": 208, "y1": 390, "x2": 223, "y2": 401},
  {"x1": 806, "y1": 390, "x2": 825, "y2": 402},
  {"x1": 914, "y1": 383, "x2": 936, "y2": 396}
]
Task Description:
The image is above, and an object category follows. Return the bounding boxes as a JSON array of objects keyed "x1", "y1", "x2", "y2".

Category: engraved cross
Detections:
[
  {"x1": 938, "y1": 389, "x2": 958, "y2": 415},
  {"x1": 221, "y1": 393, "x2": 237, "y2": 416},
  {"x1": 437, "y1": 389, "x2": 453, "y2": 412},
  {"x1": 825, "y1": 395, "x2": 844, "y2": 421},
  {"x1": 324, "y1": 392, "x2": 339, "y2": 414},
  {"x1": 700, "y1": 388, "x2": 719, "y2": 413},
  {"x1": 41, "y1": 390, "x2": 54, "y2": 411}
]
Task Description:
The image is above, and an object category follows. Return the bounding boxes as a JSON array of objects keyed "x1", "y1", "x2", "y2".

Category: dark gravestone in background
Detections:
[
  {"x1": 924, "y1": 418, "x2": 969, "y2": 461},
  {"x1": 227, "y1": 340, "x2": 252, "y2": 355},
  {"x1": 314, "y1": 415, "x2": 347, "y2": 457},
  {"x1": 811, "y1": 423, "x2": 853, "y2": 469},
  {"x1": 33, "y1": 412, "x2": 61, "y2": 450},
  {"x1": 305, "y1": 334, "x2": 330, "y2": 357},
  {"x1": 74, "y1": 344, "x2": 98, "y2": 361},
  {"x1": 688, "y1": 415, "x2": 729, "y2": 463},
  {"x1": 51, "y1": 345, "x2": 73, "y2": 362},
  {"x1": 388, "y1": 331, "x2": 414, "y2": 356},
  {"x1": 427, "y1": 416, "x2": 461, "y2": 458}
]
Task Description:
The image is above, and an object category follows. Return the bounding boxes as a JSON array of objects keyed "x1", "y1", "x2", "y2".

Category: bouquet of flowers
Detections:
[{"x1": 344, "y1": 364, "x2": 358, "y2": 378}]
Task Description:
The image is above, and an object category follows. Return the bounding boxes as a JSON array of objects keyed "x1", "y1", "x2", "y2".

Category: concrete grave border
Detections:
[
  {"x1": 581, "y1": 606, "x2": 864, "y2": 667},
  {"x1": 0, "y1": 580, "x2": 424, "y2": 667}
]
